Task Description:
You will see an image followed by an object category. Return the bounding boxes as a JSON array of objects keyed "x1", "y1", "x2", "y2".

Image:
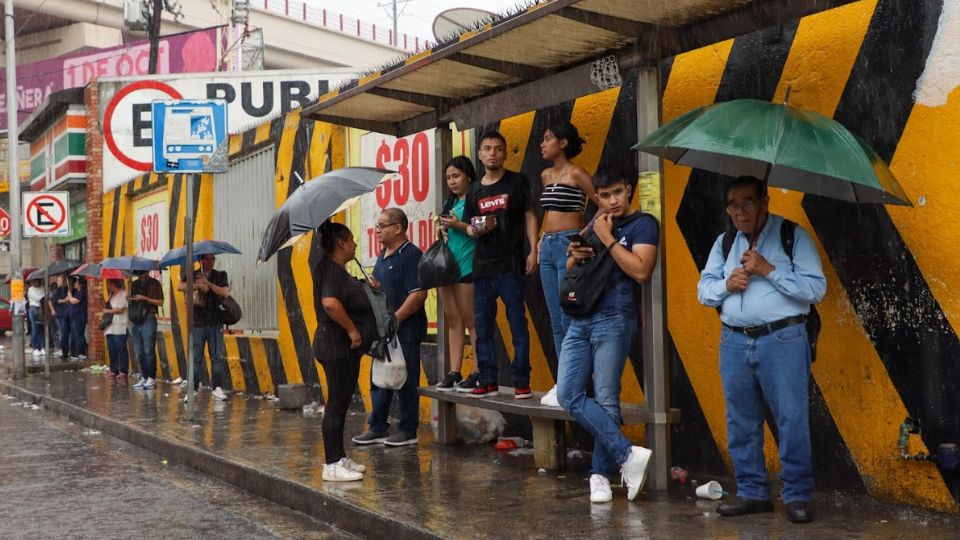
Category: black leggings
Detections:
[{"x1": 320, "y1": 354, "x2": 361, "y2": 465}]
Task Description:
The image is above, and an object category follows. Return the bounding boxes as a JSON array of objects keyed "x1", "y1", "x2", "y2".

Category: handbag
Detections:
[
  {"x1": 371, "y1": 337, "x2": 407, "y2": 390},
  {"x1": 99, "y1": 300, "x2": 113, "y2": 331},
  {"x1": 417, "y1": 239, "x2": 460, "y2": 290},
  {"x1": 217, "y1": 295, "x2": 243, "y2": 326}
]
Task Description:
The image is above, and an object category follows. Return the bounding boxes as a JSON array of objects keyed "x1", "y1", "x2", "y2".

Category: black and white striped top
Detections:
[{"x1": 540, "y1": 183, "x2": 586, "y2": 213}]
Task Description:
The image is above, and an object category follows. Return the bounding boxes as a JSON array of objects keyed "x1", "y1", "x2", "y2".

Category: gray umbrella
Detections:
[{"x1": 257, "y1": 167, "x2": 393, "y2": 262}]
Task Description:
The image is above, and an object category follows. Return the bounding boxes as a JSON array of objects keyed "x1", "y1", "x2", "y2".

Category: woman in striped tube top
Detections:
[{"x1": 538, "y1": 121, "x2": 596, "y2": 406}]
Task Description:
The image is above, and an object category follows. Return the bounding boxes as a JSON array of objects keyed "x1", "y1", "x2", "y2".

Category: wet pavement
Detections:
[
  {"x1": 0, "y1": 388, "x2": 353, "y2": 539},
  {"x1": 2, "y1": 369, "x2": 959, "y2": 539}
]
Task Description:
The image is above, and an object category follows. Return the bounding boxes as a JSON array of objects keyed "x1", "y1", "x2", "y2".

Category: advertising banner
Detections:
[{"x1": 358, "y1": 129, "x2": 438, "y2": 267}]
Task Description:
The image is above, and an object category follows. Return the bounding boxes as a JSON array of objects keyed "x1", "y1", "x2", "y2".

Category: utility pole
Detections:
[
  {"x1": 147, "y1": 0, "x2": 163, "y2": 74},
  {"x1": 5, "y1": 0, "x2": 26, "y2": 378},
  {"x1": 378, "y1": 0, "x2": 410, "y2": 46}
]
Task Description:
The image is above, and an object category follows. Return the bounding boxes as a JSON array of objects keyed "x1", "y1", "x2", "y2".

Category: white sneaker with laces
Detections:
[
  {"x1": 143, "y1": 378, "x2": 156, "y2": 389},
  {"x1": 212, "y1": 387, "x2": 227, "y2": 401},
  {"x1": 540, "y1": 385, "x2": 560, "y2": 407},
  {"x1": 322, "y1": 461, "x2": 363, "y2": 482},
  {"x1": 620, "y1": 446, "x2": 653, "y2": 501},
  {"x1": 340, "y1": 457, "x2": 366, "y2": 473},
  {"x1": 132, "y1": 378, "x2": 146, "y2": 389},
  {"x1": 590, "y1": 474, "x2": 613, "y2": 503},
  {"x1": 171, "y1": 377, "x2": 183, "y2": 385}
]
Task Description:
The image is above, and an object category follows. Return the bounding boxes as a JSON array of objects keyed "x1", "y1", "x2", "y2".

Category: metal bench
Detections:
[{"x1": 420, "y1": 385, "x2": 681, "y2": 470}]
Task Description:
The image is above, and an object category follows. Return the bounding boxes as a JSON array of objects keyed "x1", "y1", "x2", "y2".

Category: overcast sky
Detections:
[{"x1": 305, "y1": 0, "x2": 527, "y2": 42}]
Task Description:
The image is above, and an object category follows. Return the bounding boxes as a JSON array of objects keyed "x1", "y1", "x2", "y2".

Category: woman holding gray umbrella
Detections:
[{"x1": 313, "y1": 220, "x2": 374, "y2": 482}]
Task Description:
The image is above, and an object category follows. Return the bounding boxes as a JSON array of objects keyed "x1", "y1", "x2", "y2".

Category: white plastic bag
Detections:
[
  {"x1": 371, "y1": 337, "x2": 407, "y2": 390},
  {"x1": 456, "y1": 405, "x2": 507, "y2": 445}
]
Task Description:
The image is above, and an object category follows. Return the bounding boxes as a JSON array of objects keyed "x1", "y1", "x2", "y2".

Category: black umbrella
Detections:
[
  {"x1": 26, "y1": 259, "x2": 82, "y2": 280},
  {"x1": 257, "y1": 167, "x2": 393, "y2": 263}
]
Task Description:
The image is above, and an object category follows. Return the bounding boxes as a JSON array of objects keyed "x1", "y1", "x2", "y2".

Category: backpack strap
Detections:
[{"x1": 779, "y1": 218, "x2": 797, "y2": 267}]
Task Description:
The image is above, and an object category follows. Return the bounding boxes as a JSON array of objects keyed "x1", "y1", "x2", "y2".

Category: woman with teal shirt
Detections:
[{"x1": 435, "y1": 156, "x2": 478, "y2": 391}]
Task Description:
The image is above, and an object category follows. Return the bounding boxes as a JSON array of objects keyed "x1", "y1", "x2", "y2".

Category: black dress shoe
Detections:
[
  {"x1": 785, "y1": 501, "x2": 814, "y2": 523},
  {"x1": 716, "y1": 498, "x2": 774, "y2": 517}
]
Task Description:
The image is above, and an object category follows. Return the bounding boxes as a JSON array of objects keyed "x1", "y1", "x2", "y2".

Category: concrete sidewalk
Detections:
[{"x1": 1, "y1": 370, "x2": 958, "y2": 539}]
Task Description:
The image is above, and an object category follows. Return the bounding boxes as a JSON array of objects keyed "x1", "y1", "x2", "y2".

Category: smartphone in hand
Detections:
[{"x1": 566, "y1": 233, "x2": 587, "y2": 245}]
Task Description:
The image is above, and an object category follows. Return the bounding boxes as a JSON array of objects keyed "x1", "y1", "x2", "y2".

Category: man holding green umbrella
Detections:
[{"x1": 697, "y1": 176, "x2": 826, "y2": 523}]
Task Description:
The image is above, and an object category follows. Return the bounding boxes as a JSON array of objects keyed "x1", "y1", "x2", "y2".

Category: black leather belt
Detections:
[{"x1": 723, "y1": 315, "x2": 806, "y2": 338}]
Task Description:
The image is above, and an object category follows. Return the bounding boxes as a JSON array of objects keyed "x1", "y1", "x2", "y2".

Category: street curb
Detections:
[{"x1": 0, "y1": 379, "x2": 443, "y2": 540}]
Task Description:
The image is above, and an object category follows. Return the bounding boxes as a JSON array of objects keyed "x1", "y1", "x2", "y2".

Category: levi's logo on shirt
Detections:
[{"x1": 478, "y1": 194, "x2": 509, "y2": 213}]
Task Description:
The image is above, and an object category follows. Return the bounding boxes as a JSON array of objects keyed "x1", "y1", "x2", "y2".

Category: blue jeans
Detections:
[
  {"x1": 69, "y1": 316, "x2": 87, "y2": 356},
  {"x1": 369, "y1": 340, "x2": 422, "y2": 435},
  {"x1": 106, "y1": 333, "x2": 129, "y2": 374},
  {"x1": 130, "y1": 315, "x2": 158, "y2": 379},
  {"x1": 473, "y1": 272, "x2": 530, "y2": 388},
  {"x1": 29, "y1": 307, "x2": 43, "y2": 350},
  {"x1": 557, "y1": 312, "x2": 635, "y2": 475},
  {"x1": 539, "y1": 230, "x2": 575, "y2": 358},
  {"x1": 720, "y1": 323, "x2": 813, "y2": 503},
  {"x1": 56, "y1": 314, "x2": 69, "y2": 353},
  {"x1": 192, "y1": 325, "x2": 226, "y2": 391}
]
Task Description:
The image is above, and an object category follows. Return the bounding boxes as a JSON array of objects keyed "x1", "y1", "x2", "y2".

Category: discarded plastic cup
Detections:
[{"x1": 695, "y1": 480, "x2": 724, "y2": 500}]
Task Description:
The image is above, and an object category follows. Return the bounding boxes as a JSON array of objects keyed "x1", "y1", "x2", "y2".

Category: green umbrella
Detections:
[{"x1": 633, "y1": 99, "x2": 911, "y2": 206}]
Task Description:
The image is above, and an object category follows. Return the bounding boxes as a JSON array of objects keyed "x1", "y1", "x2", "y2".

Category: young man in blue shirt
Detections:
[
  {"x1": 353, "y1": 208, "x2": 428, "y2": 447},
  {"x1": 698, "y1": 176, "x2": 826, "y2": 523},
  {"x1": 556, "y1": 168, "x2": 659, "y2": 503}
]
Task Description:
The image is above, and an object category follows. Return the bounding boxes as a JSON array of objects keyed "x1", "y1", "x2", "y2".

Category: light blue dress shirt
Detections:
[{"x1": 697, "y1": 214, "x2": 826, "y2": 327}]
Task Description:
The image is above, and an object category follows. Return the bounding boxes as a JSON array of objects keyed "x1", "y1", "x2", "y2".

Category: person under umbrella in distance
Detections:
[
  {"x1": 178, "y1": 254, "x2": 230, "y2": 401},
  {"x1": 313, "y1": 221, "x2": 375, "y2": 482},
  {"x1": 49, "y1": 275, "x2": 71, "y2": 358},
  {"x1": 102, "y1": 279, "x2": 130, "y2": 381},
  {"x1": 66, "y1": 277, "x2": 87, "y2": 360},
  {"x1": 130, "y1": 270, "x2": 164, "y2": 390}
]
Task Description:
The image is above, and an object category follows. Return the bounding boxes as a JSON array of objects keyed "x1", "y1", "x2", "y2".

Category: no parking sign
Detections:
[{"x1": 23, "y1": 191, "x2": 71, "y2": 237}]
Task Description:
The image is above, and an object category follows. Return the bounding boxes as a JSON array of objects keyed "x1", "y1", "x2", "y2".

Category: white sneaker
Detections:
[
  {"x1": 170, "y1": 377, "x2": 183, "y2": 385},
  {"x1": 39, "y1": 349, "x2": 45, "y2": 356},
  {"x1": 590, "y1": 474, "x2": 613, "y2": 503},
  {"x1": 143, "y1": 378, "x2": 156, "y2": 390},
  {"x1": 621, "y1": 446, "x2": 653, "y2": 501},
  {"x1": 212, "y1": 387, "x2": 227, "y2": 401},
  {"x1": 32, "y1": 349, "x2": 40, "y2": 356},
  {"x1": 132, "y1": 378, "x2": 146, "y2": 389},
  {"x1": 339, "y1": 457, "x2": 366, "y2": 474},
  {"x1": 540, "y1": 385, "x2": 560, "y2": 407},
  {"x1": 322, "y1": 461, "x2": 363, "y2": 482}
]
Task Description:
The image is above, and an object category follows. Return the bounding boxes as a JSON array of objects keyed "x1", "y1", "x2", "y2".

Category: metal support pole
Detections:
[
  {"x1": 185, "y1": 175, "x2": 196, "y2": 419},
  {"x1": 637, "y1": 67, "x2": 672, "y2": 491},
  {"x1": 43, "y1": 238, "x2": 49, "y2": 378},
  {"x1": 434, "y1": 125, "x2": 456, "y2": 444},
  {"x1": 6, "y1": 0, "x2": 25, "y2": 379}
]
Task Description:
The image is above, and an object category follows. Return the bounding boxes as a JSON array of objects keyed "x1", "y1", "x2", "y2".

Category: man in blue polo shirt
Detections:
[
  {"x1": 353, "y1": 208, "x2": 428, "y2": 447},
  {"x1": 698, "y1": 176, "x2": 826, "y2": 524}
]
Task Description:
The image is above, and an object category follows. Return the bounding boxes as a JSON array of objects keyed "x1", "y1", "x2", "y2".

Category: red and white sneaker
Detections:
[
  {"x1": 514, "y1": 387, "x2": 532, "y2": 400},
  {"x1": 469, "y1": 384, "x2": 499, "y2": 398}
]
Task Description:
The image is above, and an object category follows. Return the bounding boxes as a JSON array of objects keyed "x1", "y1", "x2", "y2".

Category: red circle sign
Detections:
[
  {"x1": 0, "y1": 207, "x2": 10, "y2": 238},
  {"x1": 26, "y1": 195, "x2": 67, "y2": 233},
  {"x1": 103, "y1": 80, "x2": 183, "y2": 171}
]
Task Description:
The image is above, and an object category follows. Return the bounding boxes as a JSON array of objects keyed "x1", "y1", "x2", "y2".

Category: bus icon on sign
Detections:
[
  {"x1": 151, "y1": 99, "x2": 227, "y2": 173},
  {"x1": 163, "y1": 104, "x2": 218, "y2": 160}
]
